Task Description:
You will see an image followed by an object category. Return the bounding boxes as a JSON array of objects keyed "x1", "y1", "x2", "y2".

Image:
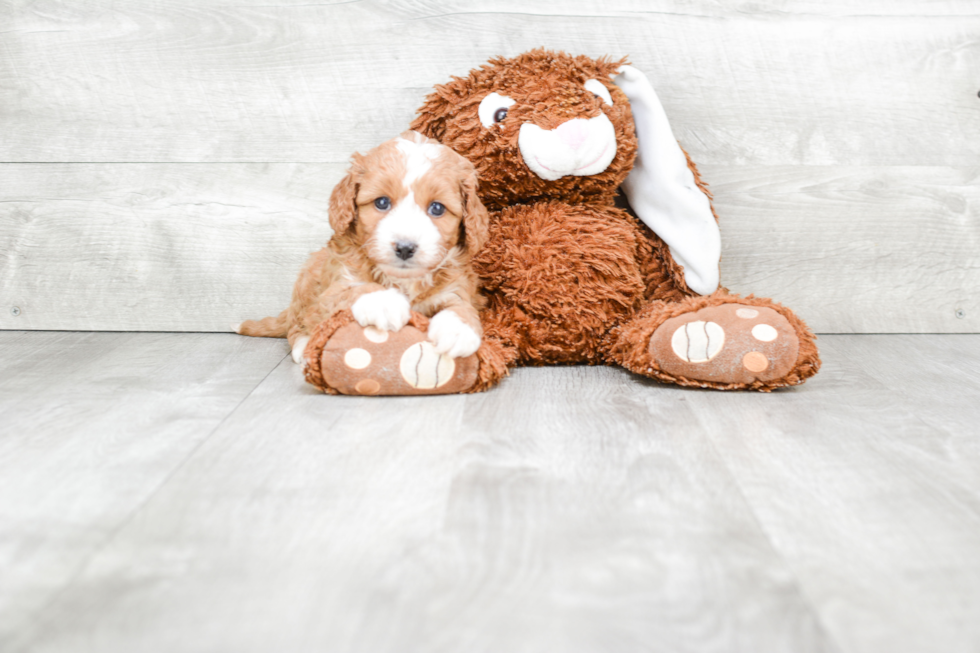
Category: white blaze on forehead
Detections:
[
  {"x1": 396, "y1": 136, "x2": 442, "y2": 186},
  {"x1": 368, "y1": 134, "x2": 451, "y2": 271}
]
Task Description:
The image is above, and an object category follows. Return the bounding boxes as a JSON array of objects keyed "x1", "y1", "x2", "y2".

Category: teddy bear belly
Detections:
[{"x1": 476, "y1": 202, "x2": 648, "y2": 364}]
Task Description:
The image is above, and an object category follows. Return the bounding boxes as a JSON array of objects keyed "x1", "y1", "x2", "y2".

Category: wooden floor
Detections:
[{"x1": 1, "y1": 332, "x2": 979, "y2": 653}]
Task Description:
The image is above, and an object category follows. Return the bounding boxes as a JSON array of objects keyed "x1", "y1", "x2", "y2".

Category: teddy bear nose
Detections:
[{"x1": 556, "y1": 119, "x2": 589, "y2": 150}]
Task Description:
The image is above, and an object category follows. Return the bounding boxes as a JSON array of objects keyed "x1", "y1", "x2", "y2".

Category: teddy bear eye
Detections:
[
  {"x1": 584, "y1": 79, "x2": 613, "y2": 106},
  {"x1": 478, "y1": 92, "x2": 516, "y2": 128}
]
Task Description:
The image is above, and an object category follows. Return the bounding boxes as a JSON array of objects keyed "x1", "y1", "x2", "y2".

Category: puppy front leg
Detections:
[
  {"x1": 289, "y1": 281, "x2": 387, "y2": 364},
  {"x1": 289, "y1": 332, "x2": 312, "y2": 364},
  {"x1": 427, "y1": 303, "x2": 482, "y2": 359}
]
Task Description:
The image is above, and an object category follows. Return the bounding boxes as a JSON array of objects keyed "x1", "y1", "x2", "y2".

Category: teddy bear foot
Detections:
[
  {"x1": 302, "y1": 311, "x2": 480, "y2": 396},
  {"x1": 309, "y1": 321, "x2": 479, "y2": 396},
  {"x1": 648, "y1": 303, "x2": 801, "y2": 388}
]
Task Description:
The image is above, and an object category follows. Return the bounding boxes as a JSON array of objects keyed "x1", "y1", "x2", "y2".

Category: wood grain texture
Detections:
[
  {"x1": 1, "y1": 0, "x2": 977, "y2": 334},
  {"x1": 0, "y1": 1, "x2": 977, "y2": 164},
  {"x1": 0, "y1": 163, "x2": 339, "y2": 331},
  {"x1": 0, "y1": 331, "x2": 287, "y2": 649},
  {"x1": 5, "y1": 333, "x2": 980, "y2": 651},
  {"x1": 1, "y1": 163, "x2": 976, "y2": 333},
  {"x1": 685, "y1": 334, "x2": 980, "y2": 653},
  {"x1": 5, "y1": 350, "x2": 836, "y2": 653},
  {"x1": 707, "y1": 165, "x2": 980, "y2": 334}
]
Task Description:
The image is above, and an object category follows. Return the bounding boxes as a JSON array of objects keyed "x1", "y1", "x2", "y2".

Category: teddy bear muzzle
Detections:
[{"x1": 518, "y1": 114, "x2": 618, "y2": 181}]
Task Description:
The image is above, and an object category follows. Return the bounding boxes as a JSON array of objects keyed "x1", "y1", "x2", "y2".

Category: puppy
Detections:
[{"x1": 237, "y1": 131, "x2": 489, "y2": 364}]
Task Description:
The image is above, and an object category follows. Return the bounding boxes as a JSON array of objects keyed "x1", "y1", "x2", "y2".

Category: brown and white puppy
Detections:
[{"x1": 237, "y1": 131, "x2": 489, "y2": 364}]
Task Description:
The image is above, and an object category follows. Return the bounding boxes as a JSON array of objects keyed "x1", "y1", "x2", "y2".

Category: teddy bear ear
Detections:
[
  {"x1": 612, "y1": 65, "x2": 722, "y2": 296},
  {"x1": 410, "y1": 84, "x2": 461, "y2": 142}
]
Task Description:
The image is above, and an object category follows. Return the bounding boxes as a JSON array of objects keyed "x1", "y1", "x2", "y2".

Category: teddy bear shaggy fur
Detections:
[{"x1": 303, "y1": 49, "x2": 820, "y2": 394}]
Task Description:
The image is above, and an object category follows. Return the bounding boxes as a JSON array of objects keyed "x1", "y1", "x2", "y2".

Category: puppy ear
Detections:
[
  {"x1": 612, "y1": 65, "x2": 721, "y2": 296},
  {"x1": 459, "y1": 166, "x2": 489, "y2": 254},
  {"x1": 328, "y1": 160, "x2": 361, "y2": 237}
]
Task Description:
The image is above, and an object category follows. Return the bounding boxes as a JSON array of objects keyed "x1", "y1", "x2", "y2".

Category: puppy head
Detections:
[
  {"x1": 329, "y1": 131, "x2": 488, "y2": 279},
  {"x1": 410, "y1": 49, "x2": 637, "y2": 209}
]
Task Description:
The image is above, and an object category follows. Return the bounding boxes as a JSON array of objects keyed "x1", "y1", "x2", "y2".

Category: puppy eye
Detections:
[
  {"x1": 584, "y1": 79, "x2": 613, "y2": 106},
  {"x1": 427, "y1": 201, "x2": 446, "y2": 217},
  {"x1": 478, "y1": 92, "x2": 516, "y2": 128},
  {"x1": 374, "y1": 196, "x2": 391, "y2": 211}
]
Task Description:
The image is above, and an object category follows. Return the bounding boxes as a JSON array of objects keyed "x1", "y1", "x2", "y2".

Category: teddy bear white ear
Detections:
[{"x1": 612, "y1": 65, "x2": 721, "y2": 296}]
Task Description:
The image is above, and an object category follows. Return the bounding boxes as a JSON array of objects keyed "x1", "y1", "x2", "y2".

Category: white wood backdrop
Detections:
[{"x1": 1, "y1": 0, "x2": 978, "y2": 333}]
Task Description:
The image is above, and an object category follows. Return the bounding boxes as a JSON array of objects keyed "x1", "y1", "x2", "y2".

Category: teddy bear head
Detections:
[{"x1": 410, "y1": 49, "x2": 638, "y2": 209}]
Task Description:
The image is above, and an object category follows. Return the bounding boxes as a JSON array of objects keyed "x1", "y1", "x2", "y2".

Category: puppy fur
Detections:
[{"x1": 238, "y1": 131, "x2": 489, "y2": 363}]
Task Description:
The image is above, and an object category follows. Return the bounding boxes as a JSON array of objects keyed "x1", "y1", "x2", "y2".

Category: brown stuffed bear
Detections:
[{"x1": 304, "y1": 49, "x2": 820, "y2": 394}]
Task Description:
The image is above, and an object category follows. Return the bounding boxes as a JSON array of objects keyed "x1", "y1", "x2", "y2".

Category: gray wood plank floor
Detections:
[{"x1": 1, "y1": 332, "x2": 978, "y2": 653}]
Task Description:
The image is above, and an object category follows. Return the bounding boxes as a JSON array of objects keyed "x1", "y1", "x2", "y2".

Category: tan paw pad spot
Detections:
[
  {"x1": 670, "y1": 320, "x2": 725, "y2": 363},
  {"x1": 742, "y1": 351, "x2": 769, "y2": 373},
  {"x1": 400, "y1": 342, "x2": 455, "y2": 389},
  {"x1": 362, "y1": 326, "x2": 389, "y2": 343},
  {"x1": 736, "y1": 308, "x2": 759, "y2": 319},
  {"x1": 344, "y1": 348, "x2": 372, "y2": 369},
  {"x1": 751, "y1": 324, "x2": 778, "y2": 342},
  {"x1": 354, "y1": 379, "x2": 381, "y2": 395}
]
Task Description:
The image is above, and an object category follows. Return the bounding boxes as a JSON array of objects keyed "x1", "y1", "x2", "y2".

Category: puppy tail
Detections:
[{"x1": 236, "y1": 309, "x2": 289, "y2": 338}]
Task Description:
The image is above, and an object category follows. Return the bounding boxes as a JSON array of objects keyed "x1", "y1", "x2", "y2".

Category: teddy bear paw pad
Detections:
[
  {"x1": 318, "y1": 322, "x2": 478, "y2": 395},
  {"x1": 649, "y1": 304, "x2": 799, "y2": 385}
]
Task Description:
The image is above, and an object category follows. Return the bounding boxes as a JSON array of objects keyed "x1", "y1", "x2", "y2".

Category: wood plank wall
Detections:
[{"x1": 1, "y1": 0, "x2": 978, "y2": 333}]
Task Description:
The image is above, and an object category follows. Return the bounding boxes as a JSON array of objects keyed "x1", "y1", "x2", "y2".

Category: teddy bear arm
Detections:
[{"x1": 632, "y1": 218, "x2": 697, "y2": 303}]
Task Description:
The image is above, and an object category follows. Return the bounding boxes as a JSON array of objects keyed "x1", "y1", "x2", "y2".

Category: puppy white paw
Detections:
[
  {"x1": 291, "y1": 336, "x2": 311, "y2": 365},
  {"x1": 351, "y1": 289, "x2": 411, "y2": 332},
  {"x1": 427, "y1": 310, "x2": 481, "y2": 358}
]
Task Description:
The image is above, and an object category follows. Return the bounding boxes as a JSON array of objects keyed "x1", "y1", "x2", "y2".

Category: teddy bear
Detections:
[{"x1": 303, "y1": 49, "x2": 820, "y2": 395}]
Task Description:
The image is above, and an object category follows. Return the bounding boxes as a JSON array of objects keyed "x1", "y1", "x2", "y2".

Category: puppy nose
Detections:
[
  {"x1": 556, "y1": 119, "x2": 589, "y2": 150},
  {"x1": 394, "y1": 241, "x2": 418, "y2": 260}
]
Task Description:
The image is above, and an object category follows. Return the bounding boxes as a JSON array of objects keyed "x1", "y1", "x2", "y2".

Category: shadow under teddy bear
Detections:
[{"x1": 304, "y1": 49, "x2": 820, "y2": 394}]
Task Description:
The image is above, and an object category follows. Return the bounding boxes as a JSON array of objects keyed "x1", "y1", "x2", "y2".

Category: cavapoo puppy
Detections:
[{"x1": 237, "y1": 130, "x2": 489, "y2": 365}]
